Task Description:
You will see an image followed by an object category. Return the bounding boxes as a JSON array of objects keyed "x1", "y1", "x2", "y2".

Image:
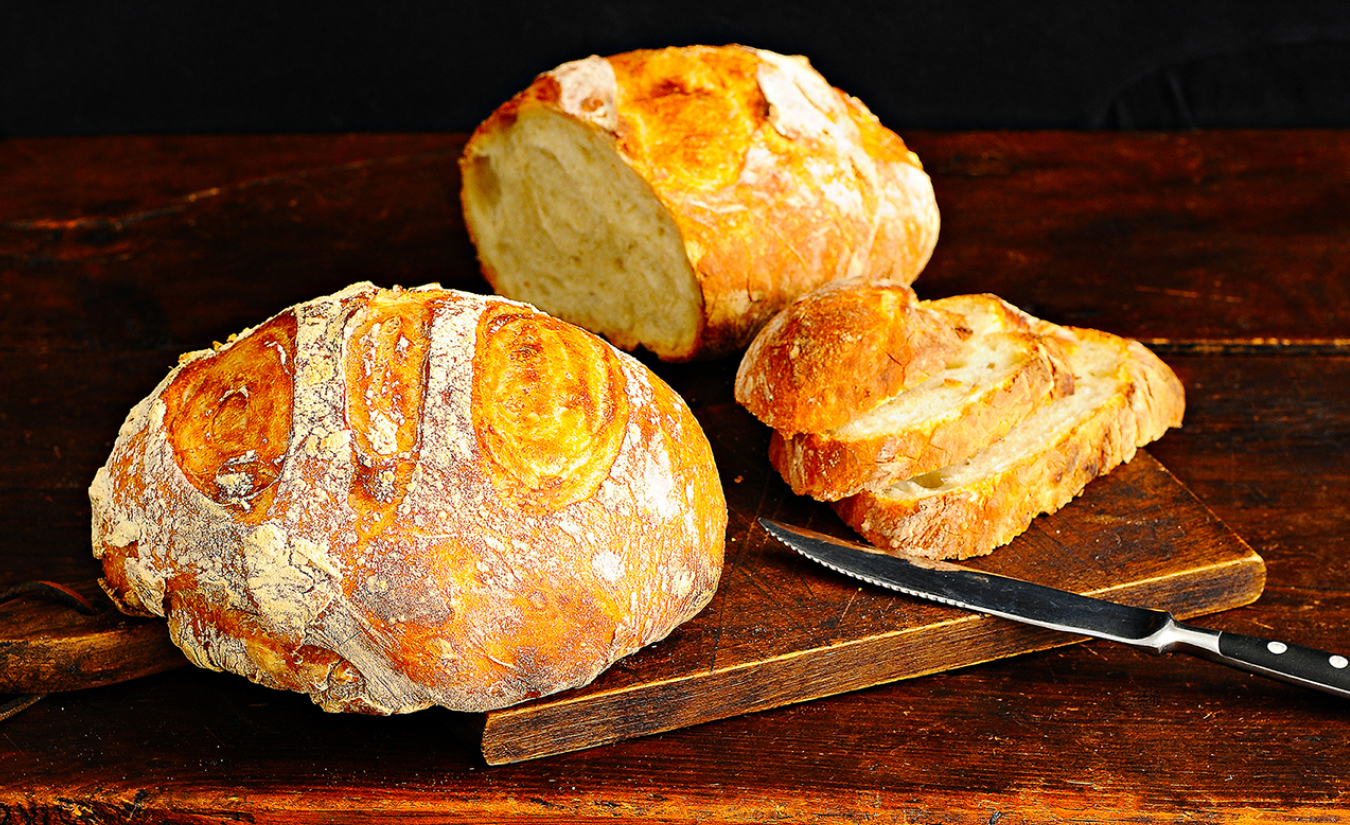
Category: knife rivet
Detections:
[
  {"x1": 1331, "y1": 655, "x2": 1348, "y2": 669},
  {"x1": 1267, "y1": 641, "x2": 1288, "y2": 655}
]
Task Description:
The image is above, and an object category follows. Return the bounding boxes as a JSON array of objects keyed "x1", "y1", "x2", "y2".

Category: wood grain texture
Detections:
[
  {"x1": 0, "y1": 134, "x2": 483, "y2": 353},
  {"x1": 2, "y1": 131, "x2": 1350, "y2": 822},
  {"x1": 0, "y1": 580, "x2": 184, "y2": 694},
  {"x1": 904, "y1": 131, "x2": 1350, "y2": 351}
]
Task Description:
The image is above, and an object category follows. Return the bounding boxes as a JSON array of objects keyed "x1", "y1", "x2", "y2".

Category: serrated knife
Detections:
[{"x1": 760, "y1": 518, "x2": 1350, "y2": 699}]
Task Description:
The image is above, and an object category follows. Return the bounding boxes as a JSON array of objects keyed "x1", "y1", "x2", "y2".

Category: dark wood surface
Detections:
[
  {"x1": 0, "y1": 580, "x2": 182, "y2": 695},
  {"x1": 2, "y1": 130, "x2": 1349, "y2": 821}
]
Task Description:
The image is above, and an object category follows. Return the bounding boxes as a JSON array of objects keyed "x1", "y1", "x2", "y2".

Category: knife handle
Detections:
[{"x1": 1170, "y1": 621, "x2": 1350, "y2": 699}]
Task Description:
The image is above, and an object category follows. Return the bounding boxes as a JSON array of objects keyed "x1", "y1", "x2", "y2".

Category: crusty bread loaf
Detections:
[
  {"x1": 89, "y1": 282, "x2": 726, "y2": 714},
  {"x1": 831, "y1": 327, "x2": 1185, "y2": 559},
  {"x1": 767, "y1": 293, "x2": 1077, "y2": 500},
  {"x1": 733, "y1": 279, "x2": 967, "y2": 436},
  {"x1": 460, "y1": 44, "x2": 940, "y2": 362}
]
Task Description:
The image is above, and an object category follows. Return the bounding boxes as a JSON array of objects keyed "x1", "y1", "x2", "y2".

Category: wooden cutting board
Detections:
[{"x1": 480, "y1": 403, "x2": 1266, "y2": 764}]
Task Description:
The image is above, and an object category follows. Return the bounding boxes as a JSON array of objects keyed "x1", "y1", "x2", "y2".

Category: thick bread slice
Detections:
[
  {"x1": 734, "y1": 279, "x2": 967, "y2": 436},
  {"x1": 460, "y1": 45, "x2": 940, "y2": 362},
  {"x1": 769, "y1": 294, "x2": 1077, "y2": 501},
  {"x1": 830, "y1": 328, "x2": 1184, "y2": 560}
]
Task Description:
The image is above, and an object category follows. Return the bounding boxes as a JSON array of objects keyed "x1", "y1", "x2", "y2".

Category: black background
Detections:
[{"x1": 4, "y1": 0, "x2": 1350, "y2": 136}]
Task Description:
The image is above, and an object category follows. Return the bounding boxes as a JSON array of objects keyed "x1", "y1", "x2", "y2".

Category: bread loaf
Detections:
[
  {"x1": 89, "y1": 282, "x2": 726, "y2": 714},
  {"x1": 460, "y1": 44, "x2": 940, "y2": 362},
  {"x1": 765, "y1": 293, "x2": 1077, "y2": 500},
  {"x1": 832, "y1": 327, "x2": 1185, "y2": 559}
]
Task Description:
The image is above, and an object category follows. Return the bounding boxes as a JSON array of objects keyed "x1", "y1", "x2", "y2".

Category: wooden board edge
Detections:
[
  {"x1": 480, "y1": 547, "x2": 1266, "y2": 765},
  {"x1": 0, "y1": 581, "x2": 188, "y2": 694}
]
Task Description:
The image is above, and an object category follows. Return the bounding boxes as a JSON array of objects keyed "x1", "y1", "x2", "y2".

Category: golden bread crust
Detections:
[
  {"x1": 90, "y1": 283, "x2": 726, "y2": 714},
  {"x1": 733, "y1": 279, "x2": 966, "y2": 436},
  {"x1": 460, "y1": 44, "x2": 940, "y2": 361}
]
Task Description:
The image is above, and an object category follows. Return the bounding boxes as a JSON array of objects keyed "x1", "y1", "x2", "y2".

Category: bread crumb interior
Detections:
[{"x1": 462, "y1": 108, "x2": 703, "y2": 360}]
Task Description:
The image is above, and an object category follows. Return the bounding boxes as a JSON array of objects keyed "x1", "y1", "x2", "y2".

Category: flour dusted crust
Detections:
[
  {"x1": 89, "y1": 283, "x2": 726, "y2": 714},
  {"x1": 460, "y1": 44, "x2": 940, "y2": 361}
]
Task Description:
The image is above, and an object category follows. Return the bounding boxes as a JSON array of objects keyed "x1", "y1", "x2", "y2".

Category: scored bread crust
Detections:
[
  {"x1": 767, "y1": 293, "x2": 1077, "y2": 501},
  {"x1": 733, "y1": 279, "x2": 967, "y2": 436},
  {"x1": 89, "y1": 282, "x2": 726, "y2": 714},
  {"x1": 460, "y1": 44, "x2": 940, "y2": 362},
  {"x1": 830, "y1": 327, "x2": 1185, "y2": 560}
]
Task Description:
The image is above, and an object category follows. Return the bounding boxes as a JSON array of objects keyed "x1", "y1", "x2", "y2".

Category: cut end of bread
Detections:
[
  {"x1": 757, "y1": 292, "x2": 1078, "y2": 500},
  {"x1": 462, "y1": 45, "x2": 941, "y2": 362},
  {"x1": 461, "y1": 107, "x2": 705, "y2": 361}
]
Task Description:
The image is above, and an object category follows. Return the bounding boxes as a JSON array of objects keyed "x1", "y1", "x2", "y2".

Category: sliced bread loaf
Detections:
[{"x1": 830, "y1": 327, "x2": 1185, "y2": 560}]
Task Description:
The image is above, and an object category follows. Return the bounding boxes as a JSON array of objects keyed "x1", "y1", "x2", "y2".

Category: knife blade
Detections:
[{"x1": 761, "y1": 518, "x2": 1350, "y2": 699}]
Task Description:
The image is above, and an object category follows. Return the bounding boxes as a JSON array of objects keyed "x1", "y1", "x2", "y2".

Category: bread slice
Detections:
[
  {"x1": 830, "y1": 327, "x2": 1185, "y2": 560},
  {"x1": 460, "y1": 45, "x2": 940, "y2": 362},
  {"x1": 768, "y1": 293, "x2": 1078, "y2": 501},
  {"x1": 734, "y1": 280, "x2": 968, "y2": 436}
]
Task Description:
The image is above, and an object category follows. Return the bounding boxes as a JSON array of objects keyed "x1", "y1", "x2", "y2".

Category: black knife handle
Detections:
[{"x1": 1204, "y1": 631, "x2": 1350, "y2": 698}]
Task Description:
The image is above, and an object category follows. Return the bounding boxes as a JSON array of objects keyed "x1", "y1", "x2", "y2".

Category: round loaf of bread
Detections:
[
  {"x1": 89, "y1": 282, "x2": 726, "y2": 714},
  {"x1": 460, "y1": 44, "x2": 940, "y2": 362}
]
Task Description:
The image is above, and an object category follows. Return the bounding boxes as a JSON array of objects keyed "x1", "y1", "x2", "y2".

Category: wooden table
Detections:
[{"x1": 3, "y1": 129, "x2": 1349, "y2": 822}]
